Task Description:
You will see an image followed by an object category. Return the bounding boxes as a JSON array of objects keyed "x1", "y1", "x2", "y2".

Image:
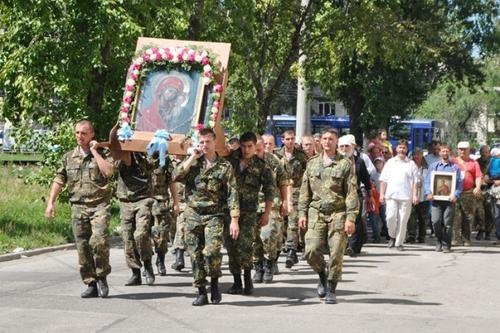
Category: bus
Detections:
[
  {"x1": 388, "y1": 118, "x2": 445, "y2": 152},
  {"x1": 266, "y1": 115, "x2": 351, "y2": 146},
  {"x1": 266, "y1": 115, "x2": 445, "y2": 151}
]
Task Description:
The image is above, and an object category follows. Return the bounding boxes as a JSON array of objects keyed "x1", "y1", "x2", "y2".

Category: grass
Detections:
[
  {"x1": 0, "y1": 153, "x2": 43, "y2": 163},
  {"x1": 0, "y1": 164, "x2": 120, "y2": 255}
]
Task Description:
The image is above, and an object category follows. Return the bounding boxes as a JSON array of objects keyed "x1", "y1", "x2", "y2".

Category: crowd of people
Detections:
[{"x1": 44, "y1": 120, "x2": 500, "y2": 306}]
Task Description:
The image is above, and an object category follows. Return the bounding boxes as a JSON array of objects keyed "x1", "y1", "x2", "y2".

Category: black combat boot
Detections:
[
  {"x1": 243, "y1": 269, "x2": 254, "y2": 295},
  {"x1": 156, "y1": 252, "x2": 166, "y2": 276},
  {"x1": 210, "y1": 277, "x2": 222, "y2": 304},
  {"x1": 125, "y1": 268, "x2": 142, "y2": 286},
  {"x1": 144, "y1": 260, "x2": 155, "y2": 285},
  {"x1": 192, "y1": 286, "x2": 209, "y2": 306},
  {"x1": 263, "y1": 259, "x2": 274, "y2": 283},
  {"x1": 252, "y1": 261, "x2": 264, "y2": 283},
  {"x1": 285, "y1": 249, "x2": 298, "y2": 268},
  {"x1": 317, "y1": 270, "x2": 327, "y2": 298},
  {"x1": 171, "y1": 249, "x2": 185, "y2": 271},
  {"x1": 97, "y1": 277, "x2": 109, "y2": 298},
  {"x1": 273, "y1": 251, "x2": 281, "y2": 274},
  {"x1": 475, "y1": 231, "x2": 484, "y2": 240},
  {"x1": 325, "y1": 280, "x2": 338, "y2": 304},
  {"x1": 227, "y1": 274, "x2": 243, "y2": 294},
  {"x1": 81, "y1": 281, "x2": 98, "y2": 298}
]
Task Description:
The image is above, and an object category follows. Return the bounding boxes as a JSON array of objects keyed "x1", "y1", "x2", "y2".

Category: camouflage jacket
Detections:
[
  {"x1": 54, "y1": 146, "x2": 113, "y2": 205},
  {"x1": 149, "y1": 155, "x2": 174, "y2": 201},
  {"x1": 171, "y1": 157, "x2": 186, "y2": 211},
  {"x1": 298, "y1": 153, "x2": 359, "y2": 223},
  {"x1": 115, "y1": 153, "x2": 153, "y2": 202},
  {"x1": 173, "y1": 155, "x2": 239, "y2": 218},
  {"x1": 275, "y1": 146, "x2": 308, "y2": 188},
  {"x1": 226, "y1": 151, "x2": 275, "y2": 212}
]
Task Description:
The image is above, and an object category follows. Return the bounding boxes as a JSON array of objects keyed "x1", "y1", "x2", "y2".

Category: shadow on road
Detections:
[
  {"x1": 109, "y1": 291, "x2": 192, "y2": 300},
  {"x1": 342, "y1": 298, "x2": 442, "y2": 306}
]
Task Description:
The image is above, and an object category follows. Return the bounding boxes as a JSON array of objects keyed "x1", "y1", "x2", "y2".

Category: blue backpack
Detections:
[{"x1": 489, "y1": 156, "x2": 500, "y2": 180}]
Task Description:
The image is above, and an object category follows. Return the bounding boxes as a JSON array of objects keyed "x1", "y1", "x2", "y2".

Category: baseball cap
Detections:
[
  {"x1": 491, "y1": 147, "x2": 500, "y2": 156},
  {"x1": 457, "y1": 141, "x2": 470, "y2": 149},
  {"x1": 338, "y1": 135, "x2": 351, "y2": 147}
]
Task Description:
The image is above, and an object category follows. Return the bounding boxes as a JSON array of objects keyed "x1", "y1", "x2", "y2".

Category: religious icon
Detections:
[
  {"x1": 431, "y1": 171, "x2": 456, "y2": 201},
  {"x1": 134, "y1": 69, "x2": 204, "y2": 135}
]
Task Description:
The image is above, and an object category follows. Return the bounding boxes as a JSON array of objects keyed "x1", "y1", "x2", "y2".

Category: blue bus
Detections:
[
  {"x1": 266, "y1": 115, "x2": 351, "y2": 147},
  {"x1": 266, "y1": 115, "x2": 445, "y2": 151},
  {"x1": 388, "y1": 118, "x2": 445, "y2": 152}
]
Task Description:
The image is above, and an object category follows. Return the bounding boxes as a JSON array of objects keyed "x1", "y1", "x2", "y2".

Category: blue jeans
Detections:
[
  {"x1": 368, "y1": 211, "x2": 381, "y2": 242},
  {"x1": 431, "y1": 201, "x2": 455, "y2": 248},
  {"x1": 493, "y1": 202, "x2": 500, "y2": 240}
]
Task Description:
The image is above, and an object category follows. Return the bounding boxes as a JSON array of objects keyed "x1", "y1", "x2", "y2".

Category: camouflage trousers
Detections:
[
  {"x1": 184, "y1": 207, "x2": 224, "y2": 287},
  {"x1": 477, "y1": 191, "x2": 493, "y2": 233},
  {"x1": 453, "y1": 191, "x2": 483, "y2": 243},
  {"x1": 71, "y1": 202, "x2": 111, "y2": 285},
  {"x1": 225, "y1": 211, "x2": 257, "y2": 274},
  {"x1": 151, "y1": 199, "x2": 173, "y2": 256},
  {"x1": 253, "y1": 205, "x2": 282, "y2": 261},
  {"x1": 285, "y1": 188, "x2": 300, "y2": 251},
  {"x1": 304, "y1": 208, "x2": 348, "y2": 282},
  {"x1": 120, "y1": 198, "x2": 154, "y2": 269},
  {"x1": 172, "y1": 211, "x2": 186, "y2": 250}
]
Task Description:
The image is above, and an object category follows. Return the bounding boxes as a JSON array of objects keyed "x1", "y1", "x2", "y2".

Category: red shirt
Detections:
[{"x1": 452, "y1": 157, "x2": 482, "y2": 191}]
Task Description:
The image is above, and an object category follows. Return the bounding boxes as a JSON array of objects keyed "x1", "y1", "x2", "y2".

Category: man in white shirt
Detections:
[{"x1": 379, "y1": 139, "x2": 419, "y2": 250}]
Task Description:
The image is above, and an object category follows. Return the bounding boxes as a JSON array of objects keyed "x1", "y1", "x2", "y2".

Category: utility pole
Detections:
[{"x1": 295, "y1": 0, "x2": 310, "y2": 143}]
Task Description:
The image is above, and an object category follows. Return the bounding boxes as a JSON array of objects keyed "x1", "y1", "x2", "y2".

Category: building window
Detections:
[{"x1": 318, "y1": 102, "x2": 334, "y2": 116}]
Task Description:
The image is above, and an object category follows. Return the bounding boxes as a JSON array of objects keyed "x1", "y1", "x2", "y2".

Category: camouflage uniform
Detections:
[
  {"x1": 298, "y1": 154, "x2": 359, "y2": 281},
  {"x1": 171, "y1": 158, "x2": 187, "y2": 251},
  {"x1": 253, "y1": 152, "x2": 290, "y2": 262},
  {"x1": 226, "y1": 152, "x2": 274, "y2": 274},
  {"x1": 54, "y1": 147, "x2": 113, "y2": 284},
  {"x1": 453, "y1": 191, "x2": 484, "y2": 243},
  {"x1": 150, "y1": 156, "x2": 175, "y2": 258},
  {"x1": 275, "y1": 146, "x2": 308, "y2": 251},
  {"x1": 116, "y1": 153, "x2": 154, "y2": 269},
  {"x1": 173, "y1": 155, "x2": 239, "y2": 288}
]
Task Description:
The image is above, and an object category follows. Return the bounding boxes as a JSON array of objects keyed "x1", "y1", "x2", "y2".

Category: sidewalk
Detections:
[{"x1": 0, "y1": 241, "x2": 499, "y2": 332}]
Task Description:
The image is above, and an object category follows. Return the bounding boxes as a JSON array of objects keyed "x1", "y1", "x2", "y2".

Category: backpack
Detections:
[{"x1": 489, "y1": 156, "x2": 500, "y2": 180}]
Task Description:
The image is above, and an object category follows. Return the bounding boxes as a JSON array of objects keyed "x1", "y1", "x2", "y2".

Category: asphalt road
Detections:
[{"x1": 1, "y1": 240, "x2": 499, "y2": 333}]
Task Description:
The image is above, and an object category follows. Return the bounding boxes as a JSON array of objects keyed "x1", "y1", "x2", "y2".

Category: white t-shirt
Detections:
[{"x1": 380, "y1": 156, "x2": 418, "y2": 200}]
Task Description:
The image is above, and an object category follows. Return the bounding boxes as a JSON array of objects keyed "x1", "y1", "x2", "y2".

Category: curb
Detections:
[
  {"x1": 0, "y1": 243, "x2": 76, "y2": 263},
  {"x1": 0, "y1": 236, "x2": 122, "y2": 263}
]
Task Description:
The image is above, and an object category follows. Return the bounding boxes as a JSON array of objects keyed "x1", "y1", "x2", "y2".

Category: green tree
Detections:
[
  {"x1": 209, "y1": 0, "x2": 319, "y2": 133},
  {"x1": 415, "y1": 55, "x2": 500, "y2": 146},
  {"x1": 303, "y1": 0, "x2": 498, "y2": 143}
]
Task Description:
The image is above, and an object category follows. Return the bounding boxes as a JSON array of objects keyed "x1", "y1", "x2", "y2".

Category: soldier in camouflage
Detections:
[
  {"x1": 45, "y1": 120, "x2": 114, "y2": 298},
  {"x1": 275, "y1": 130, "x2": 308, "y2": 268},
  {"x1": 170, "y1": 154, "x2": 188, "y2": 271},
  {"x1": 252, "y1": 134, "x2": 291, "y2": 283},
  {"x1": 298, "y1": 128, "x2": 359, "y2": 304},
  {"x1": 173, "y1": 128, "x2": 240, "y2": 306},
  {"x1": 225, "y1": 132, "x2": 274, "y2": 295},
  {"x1": 150, "y1": 155, "x2": 179, "y2": 276},
  {"x1": 116, "y1": 152, "x2": 156, "y2": 286}
]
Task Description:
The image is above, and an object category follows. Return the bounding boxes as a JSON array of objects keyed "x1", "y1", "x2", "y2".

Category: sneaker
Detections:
[
  {"x1": 396, "y1": 245, "x2": 404, "y2": 251},
  {"x1": 463, "y1": 240, "x2": 472, "y2": 246},
  {"x1": 442, "y1": 247, "x2": 451, "y2": 253},
  {"x1": 387, "y1": 238, "x2": 395, "y2": 248},
  {"x1": 345, "y1": 247, "x2": 356, "y2": 257}
]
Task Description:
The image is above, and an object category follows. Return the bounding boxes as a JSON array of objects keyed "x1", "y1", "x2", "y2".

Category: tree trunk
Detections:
[
  {"x1": 348, "y1": 88, "x2": 364, "y2": 147},
  {"x1": 86, "y1": 40, "x2": 111, "y2": 136},
  {"x1": 188, "y1": 0, "x2": 205, "y2": 40}
]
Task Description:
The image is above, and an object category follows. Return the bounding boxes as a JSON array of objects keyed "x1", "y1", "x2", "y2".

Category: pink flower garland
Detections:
[{"x1": 119, "y1": 46, "x2": 223, "y2": 130}]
